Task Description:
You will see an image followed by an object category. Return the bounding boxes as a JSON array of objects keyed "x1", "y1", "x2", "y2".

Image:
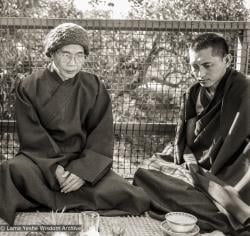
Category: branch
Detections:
[{"x1": 115, "y1": 33, "x2": 164, "y2": 98}]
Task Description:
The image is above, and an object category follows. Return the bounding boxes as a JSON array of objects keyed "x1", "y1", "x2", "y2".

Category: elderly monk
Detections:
[
  {"x1": 0, "y1": 23, "x2": 149, "y2": 225},
  {"x1": 134, "y1": 33, "x2": 250, "y2": 236}
]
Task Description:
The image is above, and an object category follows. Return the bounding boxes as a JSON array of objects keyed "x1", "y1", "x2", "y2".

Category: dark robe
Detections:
[
  {"x1": 0, "y1": 66, "x2": 150, "y2": 225},
  {"x1": 134, "y1": 68, "x2": 250, "y2": 235}
]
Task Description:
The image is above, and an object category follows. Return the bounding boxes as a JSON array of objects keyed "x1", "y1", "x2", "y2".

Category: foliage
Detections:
[
  {"x1": 0, "y1": 0, "x2": 83, "y2": 18},
  {"x1": 81, "y1": 0, "x2": 114, "y2": 18},
  {"x1": 128, "y1": 0, "x2": 248, "y2": 20},
  {"x1": 42, "y1": 0, "x2": 83, "y2": 18},
  {"x1": 0, "y1": 0, "x2": 40, "y2": 17}
]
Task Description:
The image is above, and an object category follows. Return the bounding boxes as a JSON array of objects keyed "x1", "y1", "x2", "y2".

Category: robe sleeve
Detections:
[
  {"x1": 174, "y1": 84, "x2": 200, "y2": 164},
  {"x1": 65, "y1": 79, "x2": 113, "y2": 185},
  {"x1": 15, "y1": 79, "x2": 63, "y2": 190}
]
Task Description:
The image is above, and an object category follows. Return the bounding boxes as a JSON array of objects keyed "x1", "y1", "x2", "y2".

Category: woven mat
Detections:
[{"x1": 0, "y1": 212, "x2": 163, "y2": 236}]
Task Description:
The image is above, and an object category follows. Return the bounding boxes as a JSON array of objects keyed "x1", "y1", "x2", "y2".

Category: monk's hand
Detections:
[
  {"x1": 60, "y1": 173, "x2": 85, "y2": 193},
  {"x1": 161, "y1": 142, "x2": 174, "y2": 156},
  {"x1": 55, "y1": 165, "x2": 70, "y2": 187},
  {"x1": 155, "y1": 142, "x2": 174, "y2": 162}
]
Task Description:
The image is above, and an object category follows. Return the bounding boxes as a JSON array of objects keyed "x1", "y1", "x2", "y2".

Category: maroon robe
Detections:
[
  {"x1": 0, "y1": 66, "x2": 149, "y2": 225},
  {"x1": 134, "y1": 69, "x2": 250, "y2": 235}
]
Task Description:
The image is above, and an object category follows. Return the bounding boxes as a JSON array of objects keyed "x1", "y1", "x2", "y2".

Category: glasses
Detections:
[{"x1": 57, "y1": 50, "x2": 85, "y2": 63}]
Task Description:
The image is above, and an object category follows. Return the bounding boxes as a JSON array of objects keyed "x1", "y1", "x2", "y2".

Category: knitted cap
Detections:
[{"x1": 44, "y1": 23, "x2": 89, "y2": 57}]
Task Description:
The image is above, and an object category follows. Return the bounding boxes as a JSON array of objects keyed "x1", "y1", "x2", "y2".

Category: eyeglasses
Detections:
[{"x1": 57, "y1": 50, "x2": 85, "y2": 63}]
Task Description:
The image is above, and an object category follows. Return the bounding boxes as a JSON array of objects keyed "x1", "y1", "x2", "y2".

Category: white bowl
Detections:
[
  {"x1": 165, "y1": 212, "x2": 197, "y2": 233},
  {"x1": 160, "y1": 220, "x2": 200, "y2": 236}
]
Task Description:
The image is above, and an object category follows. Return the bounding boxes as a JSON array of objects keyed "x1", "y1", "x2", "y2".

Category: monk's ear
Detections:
[{"x1": 223, "y1": 54, "x2": 232, "y2": 67}]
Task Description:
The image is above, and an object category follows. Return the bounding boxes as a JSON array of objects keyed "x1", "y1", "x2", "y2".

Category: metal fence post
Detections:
[{"x1": 237, "y1": 22, "x2": 250, "y2": 75}]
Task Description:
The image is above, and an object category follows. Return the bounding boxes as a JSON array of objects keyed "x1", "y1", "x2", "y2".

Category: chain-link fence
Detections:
[{"x1": 1, "y1": 18, "x2": 250, "y2": 177}]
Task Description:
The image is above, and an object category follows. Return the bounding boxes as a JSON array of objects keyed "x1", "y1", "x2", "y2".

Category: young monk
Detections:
[
  {"x1": 134, "y1": 33, "x2": 250, "y2": 235},
  {"x1": 0, "y1": 23, "x2": 149, "y2": 225}
]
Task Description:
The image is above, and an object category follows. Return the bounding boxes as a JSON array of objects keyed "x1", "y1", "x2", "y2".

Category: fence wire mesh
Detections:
[{"x1": 0, "y1": 18, "x2": 249, "y2": 177}]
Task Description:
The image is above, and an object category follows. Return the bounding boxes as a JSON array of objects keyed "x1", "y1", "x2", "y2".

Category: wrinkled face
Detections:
[
  {"x1": 52, "y1": 44, "x2": 85, "y2": 80},
  {"x1": 189, "y1": 47, "x2": 231, "y2": 88}
]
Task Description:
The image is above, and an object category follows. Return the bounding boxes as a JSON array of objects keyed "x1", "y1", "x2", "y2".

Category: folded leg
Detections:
[{"x1": 134, "y1": 168, "x2": 233, "y2": 234}]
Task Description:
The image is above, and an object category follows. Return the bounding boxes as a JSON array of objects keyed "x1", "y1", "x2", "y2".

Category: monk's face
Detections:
[
  {"x1": 52, "y1": 44, "x2": 85, "y2": 80},
  {"x1": 189, "y1": 47, "x2": 231, "y2": 89}
]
